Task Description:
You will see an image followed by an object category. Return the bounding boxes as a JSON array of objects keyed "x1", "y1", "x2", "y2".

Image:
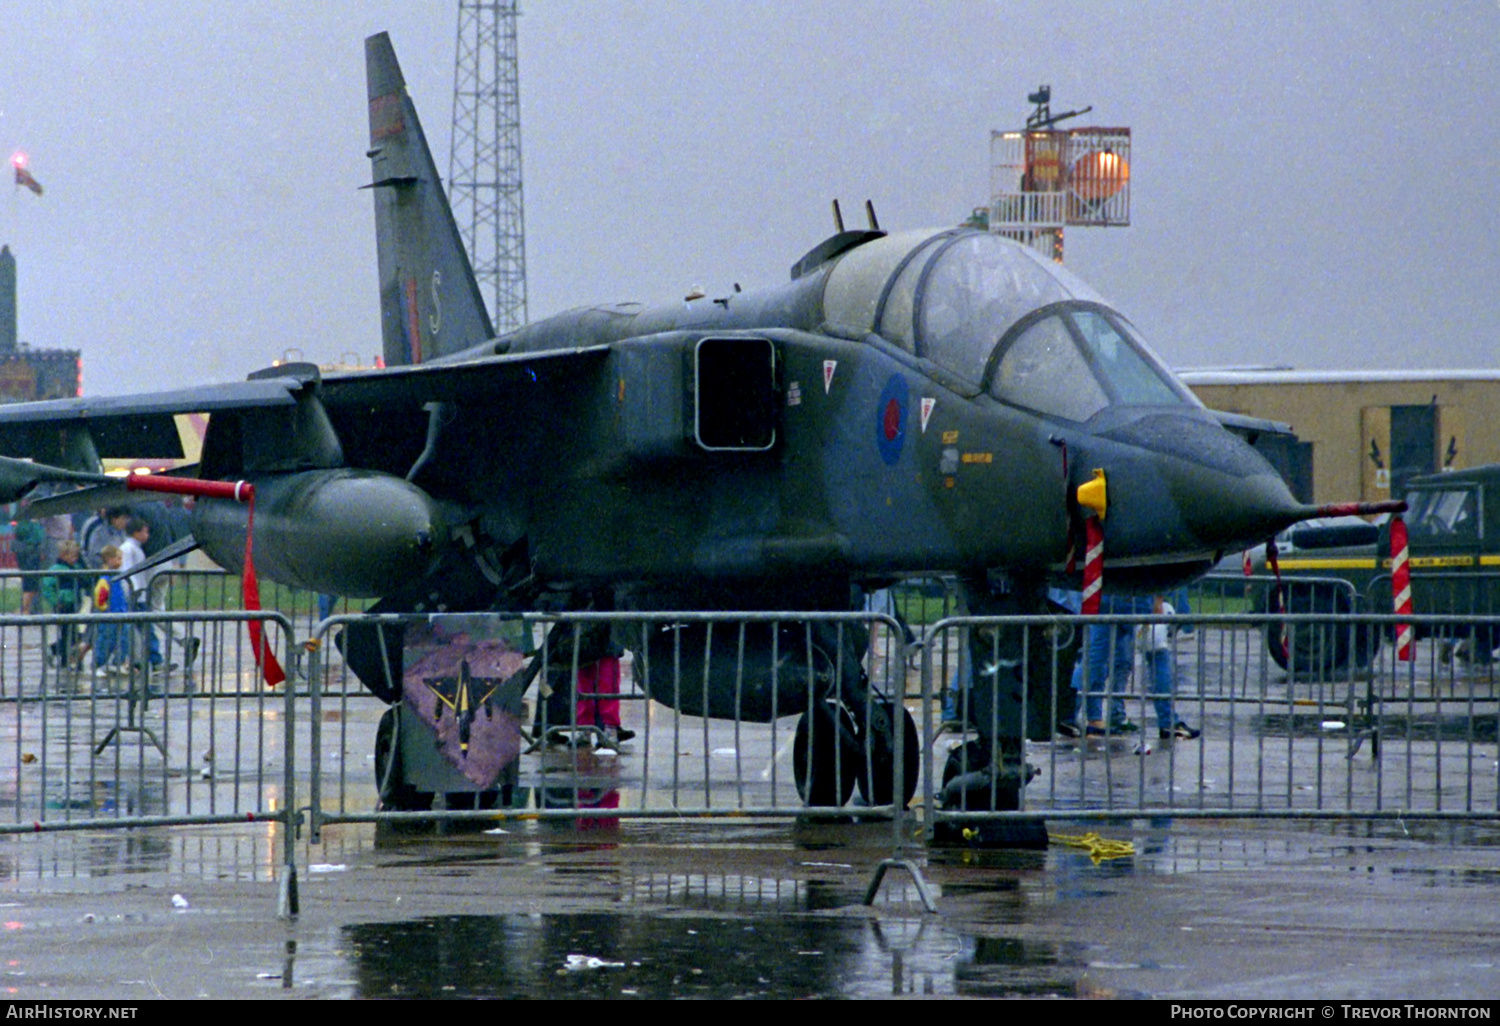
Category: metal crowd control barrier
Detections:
[
  {"x1": 1368, "y1": 571, "x2": 1500, "y2": 669},
  {"x1": 921, "y1": 611, "x2": 1500, "y2": 834},
  {"x1": 302, "y1": 610, "x2": 931, "y2": 905},
  {"x1": 9, "y1": 599, "x2": 1499, "y2": 921},
  {"x1": 0, "y1": 566, "x2": 362, "y2": 646},
  {"x1": 305, "y1": 610, "x2": 911, "y2": 825},
  {"x1": 0, "y1": 609, "x2": 301, "y2": 915}
]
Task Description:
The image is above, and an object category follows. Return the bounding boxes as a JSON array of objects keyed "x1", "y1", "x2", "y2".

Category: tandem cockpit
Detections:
[
  {"x1": 817, "y1": 225, "x2": 1329, "y2": 564},
  {"x1": 820, "y1": 227, "x2": 1202, "y2": 425}
]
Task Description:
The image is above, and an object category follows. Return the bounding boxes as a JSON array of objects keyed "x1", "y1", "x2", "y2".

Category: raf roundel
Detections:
[{"x1": 876, "y1": 374, "x2": 909, "y2": 466}]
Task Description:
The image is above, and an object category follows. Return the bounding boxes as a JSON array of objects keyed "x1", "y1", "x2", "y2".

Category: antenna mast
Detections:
[{"x1": 449, "y1": 0, "x2": 528, "y2": 333}]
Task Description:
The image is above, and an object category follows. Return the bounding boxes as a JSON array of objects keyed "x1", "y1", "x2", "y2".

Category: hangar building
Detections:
[{"x1": 1181, "y1": 369, "x2": 1500, "y2": 507}]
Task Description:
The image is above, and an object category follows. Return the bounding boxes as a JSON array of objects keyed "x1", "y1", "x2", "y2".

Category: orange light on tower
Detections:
[
  {"x1": 1070, "y1": 149, "x2": 1130, "y2": 202},
  {"x1": 989, "y1": 89, "x2": 1131, "y2": 260}
]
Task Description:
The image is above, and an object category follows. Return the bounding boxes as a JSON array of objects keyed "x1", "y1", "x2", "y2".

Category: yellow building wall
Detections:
[{"x1": 1186, "y1": 378, "x2": 1500, "y2": 505}]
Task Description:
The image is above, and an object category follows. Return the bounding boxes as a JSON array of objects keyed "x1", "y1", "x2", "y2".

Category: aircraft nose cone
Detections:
[
  {"x1": 1092, "y1": 412, "x2": 1305, "y2": 557},
  {"x1": 1178, "y1": 465, "x2": 1307, "y2": 551}
]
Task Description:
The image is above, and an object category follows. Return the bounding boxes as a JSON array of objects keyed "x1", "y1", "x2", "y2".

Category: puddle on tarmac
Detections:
[
  {"x1": 341, "y1": 912, "x2": 1084, "y2": 999},
  {"x1": 1256, "y1": 712, "x2": 1499, "y2": 743}
]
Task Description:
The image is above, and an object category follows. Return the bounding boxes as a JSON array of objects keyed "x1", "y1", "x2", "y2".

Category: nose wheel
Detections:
[
  {"x1": 374, "y1": 703, "x2": 516, "y2": 819},
  {"x1": 934, "y1": 738, "x2": 1048, "y2": 849}
]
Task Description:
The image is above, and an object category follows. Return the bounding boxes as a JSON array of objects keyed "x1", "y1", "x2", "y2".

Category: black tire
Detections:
[
  {"x1": 442, "y1": 790, "x2": 504, "y2": 811},
  {"x1": 373, "y1": 705, "x2": 432, "y2": 812},
  {"x1": 932, "y1": 736, "x2": 1042, "y2": 847},
  {"x1": 940, "y1": 738, "x2": 990, "y2": 791},
  {"x1": 793, "y1": 702, "x2": 858, "y2": 807},
  {"x1": 855, "y1": 701, "x2": 919, "y2": 808},
  {"x1": 1267, "y1": 584, "x2": 1373, "y2": 677},
  {"x1": 939, "y1": 738, "x2": 1022, "y2": 812},
  {"x1": 442, "y1": 761, "x2": 523, "y2": 814}
]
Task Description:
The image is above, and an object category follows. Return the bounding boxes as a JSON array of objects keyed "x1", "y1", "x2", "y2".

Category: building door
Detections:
[{"x1": 1390, "y1": 404, "x2": 1437, "y2": 498}]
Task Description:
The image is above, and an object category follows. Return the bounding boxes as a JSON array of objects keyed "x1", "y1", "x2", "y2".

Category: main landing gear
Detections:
[{"x1": 792, "y1": 696, "x2": 919, "y2": 809}]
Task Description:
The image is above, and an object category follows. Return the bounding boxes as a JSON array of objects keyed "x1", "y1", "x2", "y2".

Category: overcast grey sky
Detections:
[{"x1": 1, "y1": 1, "x2": 1496, "y2": 395}]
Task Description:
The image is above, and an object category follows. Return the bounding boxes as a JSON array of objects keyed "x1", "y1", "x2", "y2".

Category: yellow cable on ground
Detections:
[{"x1": 1051, "y1": 831, "x2": 1135, "y2": 864}]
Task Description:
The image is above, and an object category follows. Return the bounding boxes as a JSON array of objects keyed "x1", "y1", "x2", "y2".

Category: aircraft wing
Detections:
[
  {"x1": 317, "y1": 344, "x2": 611, "y2": 408},
  {"x1": 0, "y1": 345, "x2": 613, "y2": 471},
  {"x1": 0, "y1": 378, "x2": 301, "y2": 463}
]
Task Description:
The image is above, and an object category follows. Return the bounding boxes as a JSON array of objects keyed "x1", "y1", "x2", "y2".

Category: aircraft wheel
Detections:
[
  {"x1": 932, "y1": 738, "x2": 1046, "y2": 847},
  {"x1": 373, "y1": 705, "x2": 432, "y2": 812},
  {"x1": 855, "y1": 700, "x2": 919, "y2": 808},
  {"x1": 442, "y1": 791, "x2": 502, "y2": 810},
  {"x1": 440, "y1": 761, "x2": 524, "y2": 814},
  {"x1": 793, "y1": 701, "x2": 858, "y2": 807},
  {"x1": 939, "y1": 738, "x2": 1024, "y2": 812}
]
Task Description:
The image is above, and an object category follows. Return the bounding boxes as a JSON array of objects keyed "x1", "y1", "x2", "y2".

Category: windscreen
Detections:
[
  {"x1": 1069, "y1": 309, "x2": 1194, "y2": 407},
  {"x1": 986, "y1": 305, "x2": 1197, "y2": 422},
  {"x1": 1406, "y1": 487, "x2": 1480, "y2": 542},
  {"x1": 988, "y1": 314, "x2": 1110, "y2": 422}
]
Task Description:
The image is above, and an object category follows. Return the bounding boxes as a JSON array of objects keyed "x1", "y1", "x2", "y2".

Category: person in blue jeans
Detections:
[
  {"x1": 1141, "y1": 597, "x2": 1201, "y2": 741},
  {"x1": 1171, "y1": 586, "x2": 1194, "y2": 634},
  {"x1": 119, "y1": 518, "x2": 162, "y2": 669},
  {"x1": 1068, "y1": 593, "x2": 1204, "y2": 739},
  {"x1": 1070, "y1": 592, "x2": 1148, "y2": 736}
]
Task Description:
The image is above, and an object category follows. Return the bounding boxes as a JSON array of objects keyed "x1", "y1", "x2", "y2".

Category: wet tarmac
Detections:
[
  {"x1": 3, "y1": 815, "x2": 1500, "y2": 999},
  {"x1": 3, "y1": 623, "x2": 1500, "y2": 999}
]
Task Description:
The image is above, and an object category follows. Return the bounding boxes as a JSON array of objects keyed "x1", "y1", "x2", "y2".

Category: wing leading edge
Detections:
[
  {"x1": 0, "y1": 378, "x2": 301, "y2": 465},
  {"x1": 0, "y1": 346, "x2": 612, "y2": 471}
]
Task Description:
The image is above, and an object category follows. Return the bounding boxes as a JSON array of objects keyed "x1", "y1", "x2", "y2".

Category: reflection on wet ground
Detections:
[
  {"x1": 4, "y1": 818, "x2": 1500, "y2": 998},
  {"x1": 340, "y1": 911, "x2": 1095, "y2": 999},
  {"x1": 348, "y1": 914, "x2": 943, "y2": 999}
]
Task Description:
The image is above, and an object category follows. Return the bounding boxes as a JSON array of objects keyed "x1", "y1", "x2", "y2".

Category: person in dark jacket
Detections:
[
  {"x1": 12, "y1": 515, "x2": 48, "y2": 615},
  {"x1": 42, "y1": 540, "x2": 86, "y2": 668}
]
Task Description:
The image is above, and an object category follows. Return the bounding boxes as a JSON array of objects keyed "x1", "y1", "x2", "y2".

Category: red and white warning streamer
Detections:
[
  {"x1": 1265, "y1": 535, "x2": 1290, "y2": 664},
  {"x1": 1390, "y1": 515, "x2": 1413, "y2": 661},
  {"x1": 123, "y1": 475, "x2": 286, "y2": 686},
  {"x1": 1081, "y1": 517, "x2": 1104, "y2": 615}
]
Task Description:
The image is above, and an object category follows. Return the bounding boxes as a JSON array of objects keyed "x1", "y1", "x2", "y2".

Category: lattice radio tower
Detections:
[{"x1": 449, "y1": 0, "x2": 527, "y2": 334}]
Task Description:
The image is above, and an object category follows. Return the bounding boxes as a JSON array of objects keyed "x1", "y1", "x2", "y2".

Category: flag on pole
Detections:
[
  {"x1": 12, "y1": 154, "x2": 43, "y2": 196},
  {"x1": 14, "y1": 167, "x2": 43, "y2": 196}
]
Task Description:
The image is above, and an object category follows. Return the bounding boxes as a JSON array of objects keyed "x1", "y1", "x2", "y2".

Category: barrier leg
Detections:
[{"x1": 863, "y1": 857, "x2": 937, "y2": 913}]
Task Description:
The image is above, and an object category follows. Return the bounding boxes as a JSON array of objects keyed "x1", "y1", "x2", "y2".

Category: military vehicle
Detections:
[
  {"x1": 0, "y1": 33, "x2": 1395, "y2": 826},
  {"x1": 1244, "y1": 464, "x2": 1500, "y2": 673}
]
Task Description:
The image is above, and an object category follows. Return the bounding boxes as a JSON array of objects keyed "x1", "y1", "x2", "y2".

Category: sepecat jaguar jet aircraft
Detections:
[{"x1": 0, "y1": 33, "x2": 1396, "y2": 822}]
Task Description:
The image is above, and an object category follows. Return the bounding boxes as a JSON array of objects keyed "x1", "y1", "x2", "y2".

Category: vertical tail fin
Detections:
[{"x1": 365, "y1": 32, "x2": 494, "y2": 366}]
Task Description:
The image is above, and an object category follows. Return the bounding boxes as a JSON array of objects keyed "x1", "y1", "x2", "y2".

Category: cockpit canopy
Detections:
[{"x1": 822, "y1": 228, "x2": 1199, "y2": 423}]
